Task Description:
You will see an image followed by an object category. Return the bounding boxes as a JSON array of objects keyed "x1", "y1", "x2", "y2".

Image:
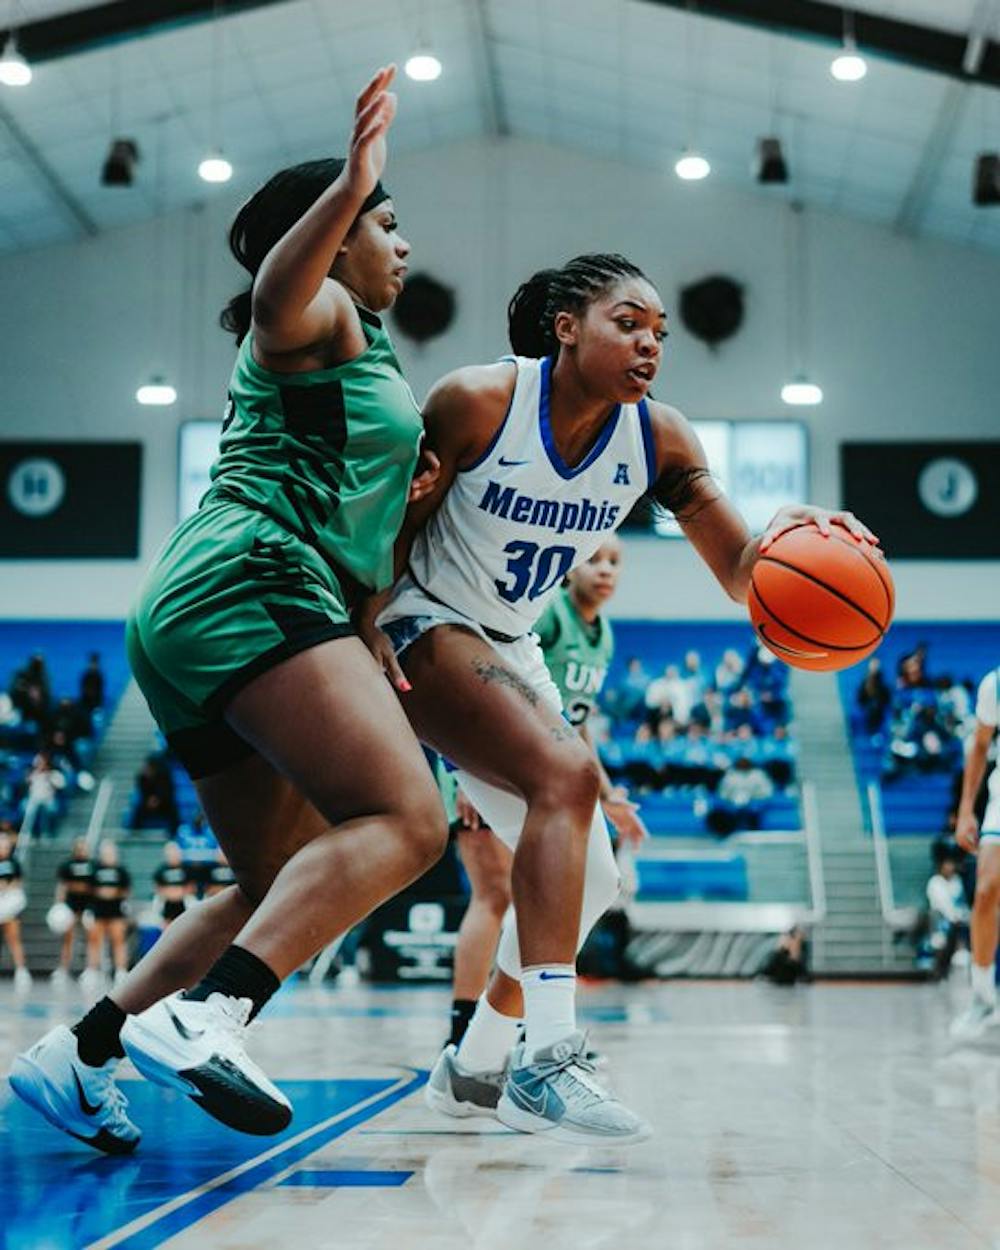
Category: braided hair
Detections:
[{"x1": 506, "y1": 253, "x2": 647, "y2": 358}]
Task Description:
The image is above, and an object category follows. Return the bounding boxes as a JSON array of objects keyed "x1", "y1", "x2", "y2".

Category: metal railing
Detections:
[
  {"x1": 85, "y1": 777, "x2": 114, "y2": 852},
  {"x1": 867, "y1": 780, "x2": 919, "y2": 931}
]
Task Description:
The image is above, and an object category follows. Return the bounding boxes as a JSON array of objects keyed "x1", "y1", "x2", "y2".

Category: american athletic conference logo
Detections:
[{"x1": 7, "y1": 458, "x2": 66, "y2": 518}]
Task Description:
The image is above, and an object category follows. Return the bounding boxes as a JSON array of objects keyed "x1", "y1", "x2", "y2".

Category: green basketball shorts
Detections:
[{"x1": 127, "y1": 499, "x2": 355, "y2": 779}]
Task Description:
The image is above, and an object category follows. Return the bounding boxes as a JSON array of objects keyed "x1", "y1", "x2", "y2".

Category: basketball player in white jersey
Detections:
[
  {"x1": 951, "y1": 666, "x2": 1000, "y2": 1040},
  {"x1": 360, "y1": 253, "x2": 876, "y2": 1144}
]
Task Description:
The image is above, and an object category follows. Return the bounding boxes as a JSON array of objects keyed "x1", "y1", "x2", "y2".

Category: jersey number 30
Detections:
[{"x1": 495, "y1": 540, "x2": 575, "y2": 604}]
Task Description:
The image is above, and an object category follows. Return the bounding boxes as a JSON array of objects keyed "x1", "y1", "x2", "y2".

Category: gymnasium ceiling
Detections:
[{"x1": 1, "y1": 0, "x2": 999, "y2": 256}]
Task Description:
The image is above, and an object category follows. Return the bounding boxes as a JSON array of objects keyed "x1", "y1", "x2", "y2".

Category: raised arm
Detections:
[
  {"x1": 252, "y1": 67, "x2": 397, "y2": 354},
  {"x1": 646, "y1": 401, "x2": 877, "y2": 603}
]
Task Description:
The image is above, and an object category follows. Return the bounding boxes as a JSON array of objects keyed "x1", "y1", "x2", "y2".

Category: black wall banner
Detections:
[
  {"x1": 0, "y1": 441, "x2": 141, "y2": 559},
  {"x1": 841, "y1": 441, "x2": 1000, "y2": 559}
]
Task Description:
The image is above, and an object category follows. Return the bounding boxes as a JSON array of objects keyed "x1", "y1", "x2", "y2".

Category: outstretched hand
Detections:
[
  {"x1": 759, "y1": 505, "x2": 879, "y2": 553},
  {"x1": 408, "y1": 448, "x2": 441, "y2": 504},
  {"x1": 346, "y1": 65, "x2": 397, "y2": 201}
]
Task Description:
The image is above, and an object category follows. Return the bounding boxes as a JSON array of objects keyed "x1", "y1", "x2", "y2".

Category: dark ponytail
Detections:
[
  {"x1": 507, "y1": 253, "x2": 647, "y2": 358},
  {"x1": 218, "y1": 157, "x2": 389, "y2": 345}
]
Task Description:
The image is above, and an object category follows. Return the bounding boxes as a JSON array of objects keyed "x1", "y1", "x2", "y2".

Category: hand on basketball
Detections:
[
  {"x1": 345, "y1": 66, "x2": 397, "y2": 201},
  {"x1": 760, "y1": 505, "x2": 878, "y2": 553},
  {"x1": 455, "y1": 788, "x2": 482, "y2": 831},
  {"x1": 602, "y1": 787, "x2": 649, "y2": 847},
  {"x1": 956, "y1": 811, "x2": 980, "y2": 854}
]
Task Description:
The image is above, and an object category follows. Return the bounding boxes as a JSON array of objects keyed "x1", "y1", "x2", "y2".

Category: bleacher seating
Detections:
[
  {"x1": 598, "y1": 622, "x2": 801, "y2": 855},
  {"x1": 635, "y1": 854, "x2": 749, "y2": 902},
  {"x1": 0, "y1": 621, "x2": 129, "y2": 833},
  {"x1": 839, "y1": 623, "x2": 998, "y2": 835}
]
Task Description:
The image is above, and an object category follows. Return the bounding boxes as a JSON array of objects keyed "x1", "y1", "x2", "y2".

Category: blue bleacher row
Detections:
[
  {"x1": 839, "y1": 623, "x2": 998, "y2": 835},
  {"x1": 595, "y1": 622, "x2": 800, "y2": 842},
  {"x1": 0, "y1": 623, "x2": 129, "y2": 836}
]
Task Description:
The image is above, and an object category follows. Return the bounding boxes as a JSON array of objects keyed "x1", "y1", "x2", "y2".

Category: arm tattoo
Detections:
[{"x1": 471, "y1": 657, "x2": 539, "y2": 707}]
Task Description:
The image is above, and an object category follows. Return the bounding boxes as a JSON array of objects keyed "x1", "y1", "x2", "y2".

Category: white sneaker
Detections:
[
  {"x1": 497, "y1": 1031, "x2": 651, "y2": 1145},
  {"x1": 113, "y1": 968, "x2": 129, "y2": 990},
  {"x1": 13, "y1": 967, "x2": 33, "y2": 994},
  {"x1": 50, "y1": 968, "x2": 70, "y2": 989},
  {"x1": 425, "y1": 1045, "x2": 506, "y2": 1119},
  {"x1": 8, "y1": 1024, "x2": 140, "y2": 1155},
  {"x1": 950, "y1": 995, "x2": 998, "y2": 1043},
  {"x1": 121, "y1": 992, "x2": 292, "y2": 1135}
]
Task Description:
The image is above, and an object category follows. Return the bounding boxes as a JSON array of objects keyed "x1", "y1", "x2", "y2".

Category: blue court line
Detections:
[
  {"x1": 102, "y1": 1070, "x2": 427, "y2": 1250},
  {"x1": 279, "y1": 1169, "x2": 414, "y2": 1187}
]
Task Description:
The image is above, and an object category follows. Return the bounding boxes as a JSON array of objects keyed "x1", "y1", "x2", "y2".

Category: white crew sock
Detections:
[
  {"x1": 521, "y1": 964, "x2": 577, "y2": 1059},
  {"x1": 971, "y1": 961, "x2": 997, "y2": 1005},
  {"x1": 456, "y1": 995, "x2": 521, "y2": 1073}
]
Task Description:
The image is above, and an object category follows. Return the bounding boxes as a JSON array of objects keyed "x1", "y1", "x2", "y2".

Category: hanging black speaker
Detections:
[
  {"x1": 679, "y1": 276, "x2": 745, "y2": 349},
  {"x1": 392, "y1": 273, "x2": 456, "y2": 344}
]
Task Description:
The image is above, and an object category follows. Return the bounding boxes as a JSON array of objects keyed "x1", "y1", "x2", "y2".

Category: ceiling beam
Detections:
[
  {"x1": 466, "y1": 0, "x2": 508, "y2": 138},
  {"x1": 640, "y1": 0, "x2": 1000, "y2": 91},
  {"x1": 0, "y1": 97, "x2": 98, "y2": 238}
]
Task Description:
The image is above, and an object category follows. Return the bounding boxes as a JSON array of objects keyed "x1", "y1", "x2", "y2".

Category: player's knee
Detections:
[
  {"x1": 398, "y1": 792, "x2": 449, "y2": 872},
  {"x1": 479, "y1": 876, "x2": 513, "y2": 919},
  {"x1": 975, "y1": 870, "x2": 1000, "y2": 906},
  {"x1": 536, "y1": 750, "x2": 602, "y2": 821}
]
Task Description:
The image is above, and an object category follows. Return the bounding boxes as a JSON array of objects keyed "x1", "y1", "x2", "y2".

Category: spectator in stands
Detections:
[
  {"x1": 724, "y1": 687, "x2": 762, "y2": 736},
  {"x1": 10, "y1": 653, "x2": 51, "y2": 727},
  {"x1": 203, "y1": 849, "x2": 237, "y2": 899},
  {"x1": 81, "y1": 840, "x2": 131, "y2": 992},
  {"x1": 0, "y1": 831, "x2": 31, "y2": 991},
  {"x1": 857, "y1": 656, "x2": 891, "y2": 736},
  {"x1": 715, "y1": 648, "x2": 744, "y2": 695},
  {"x1": 176, "y1": 810, "x2": 219, "y2": 898},
  {"x1": 706, "y1": 755, "x2": 774, "y2": 835},
  {"x1": 622, "y1": 722, "x2": 660, "y2": 792},
  {"x1": 52, "y1": 836, "x2": 95, "y2": 986},
  {"x1": 896, "y1": 642, "x2": 929, "y2": 691},
  {"x1": 153, "y1": 842, "x2": 194, "y2": 929},
  {"x1": 887, "y1": 697, "x2": 960, "y2": 776},
  {"x1": 926, "y1": 852, "x2": 970, "y2": 980},
  {"x1": 644, "y1": 663, "x2": 689, "y2": 724},
  {"x1": 20, "y1": 750, "x2": 66, "y2": 839},
  {"x1": 126, "y1": 754, "x2": 178, "y2": 834},
  {"x1": 743, "y1": 644, "x2": 789, "y2": 727},
  {"x1": 79, "y1": 652, "x2": 105, "y2": 718},
  {"x1": 759, "y1": 926, "x2": 809, "y2": 985},
  {"x1": 616, "y1": 656, "x2": 651, "y2": 722}
]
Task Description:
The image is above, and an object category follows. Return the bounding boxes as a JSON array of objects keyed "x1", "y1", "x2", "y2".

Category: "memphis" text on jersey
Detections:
[{"x1": 479, "y1": 480, "x2": 621, "y2": 534}]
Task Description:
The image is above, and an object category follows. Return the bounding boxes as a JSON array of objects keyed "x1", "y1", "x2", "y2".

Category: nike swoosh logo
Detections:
[
  {"x1": 165, "y1": 1001, "x2": 205, "y2": 1041},
  {"x1": 73, "y1": 1068, "x2": 102, "y2": 1117},
  {"x1": 756, "y1": 624, "x2": 827, "y2": 661},
  {"x1": 498, "y1": 456, "x2": 530, "y2": 467},
  {"x1": 538, "y1": 971, "x2": 574, "y2": 981}
]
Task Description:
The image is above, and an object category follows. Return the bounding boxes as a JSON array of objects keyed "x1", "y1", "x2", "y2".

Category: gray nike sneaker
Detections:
[
  {"x1": 425, "y1": 1044, "x2": 506, "y2": 1119},
  {"x1": 497, "y1": 1031, "x2": 651, "y2": 1145},
  {"x1": 949, "y1": 995, "x2": 998, "y2": 1043}
]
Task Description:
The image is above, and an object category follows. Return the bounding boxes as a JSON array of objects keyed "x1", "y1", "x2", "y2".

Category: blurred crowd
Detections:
[{"x1": 594, "y1": 643, "x2": 797, "y2": 835}]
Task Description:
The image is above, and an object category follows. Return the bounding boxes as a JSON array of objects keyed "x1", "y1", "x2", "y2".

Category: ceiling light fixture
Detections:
[
  {"x1": 831, "y1": 9, "x2": 867, "y2": 82},
  {"x1": 675, "y1": 150, "x2": 710, "y2": 181},
  {"x1": 405, "y1": 51, "x2": 441, "y2": 81},
  {"x1": 136, "y1": 377, "x2": 177, "y2": 406},
  {"x1": 198, "y1": 152, "x2": 232, "y2": 183},
  {"x1": 0, "y1": 33, "x2": 31, "y2": 86}
]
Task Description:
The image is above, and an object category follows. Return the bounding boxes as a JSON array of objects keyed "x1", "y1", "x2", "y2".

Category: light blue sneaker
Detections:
[
  {"x1": 496, "y1": 1030, "x2": 651, "y2": 1145},
  {"x1": 425, "y1": 1044, "x2": 506, "y2": 1118}
]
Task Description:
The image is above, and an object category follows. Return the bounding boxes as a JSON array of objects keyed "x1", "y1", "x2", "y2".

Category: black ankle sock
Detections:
[
  {"x1": 183, "y1": 945, "x2": 281, "y2": 1021},
  {"x1": 449, "y1": 998, "x2": 477, "y2": 1047},
  {"x1": 72, "y1": 996, "x2": 126, "y2": 1067}
]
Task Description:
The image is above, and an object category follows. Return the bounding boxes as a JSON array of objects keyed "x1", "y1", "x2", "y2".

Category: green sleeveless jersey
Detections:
[
  {"x1": 204, "y1": 309, "x2": 422, "y2": 593},
  {"x1": 535, "y1": 588, "x2": 614, "y2": 726}
]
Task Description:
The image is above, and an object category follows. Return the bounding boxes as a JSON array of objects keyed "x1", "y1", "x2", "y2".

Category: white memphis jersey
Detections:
[{"x1": 407, "y1": 355, "x2": 657, "y2": 636}]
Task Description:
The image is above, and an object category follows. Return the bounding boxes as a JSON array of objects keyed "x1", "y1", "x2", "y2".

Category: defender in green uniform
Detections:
[
  {"x1": 11, "y1": 67, "x2": 448, "y2": 1155},
  {"x1": 128, "y1": 302, "x2": 421, "y2": 776},
  {"x1": 534, "y1": 582, "x2": 614, "y2": 728}
]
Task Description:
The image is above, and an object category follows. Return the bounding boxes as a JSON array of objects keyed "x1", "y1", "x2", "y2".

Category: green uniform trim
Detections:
[{"x1": 535, "y1": 587, "x2": 614, "y2": 727}]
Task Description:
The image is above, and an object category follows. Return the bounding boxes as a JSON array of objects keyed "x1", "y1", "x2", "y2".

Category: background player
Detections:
[
  {"x1": 445, "y1": 535, "x2": 646, "y2": 1051},
  {"x1": 51, "y1": 836, "x2": 95, "y2": 987},
  {"x1": 951, "y1": 664, "x2": 1000, "y2": 1040},
  {"x1": 0, "y1": 832, "x2": 31, "y2": 993}
]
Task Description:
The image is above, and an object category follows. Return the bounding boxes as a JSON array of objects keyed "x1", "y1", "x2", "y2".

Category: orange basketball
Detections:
[{"x1": 748, "y1": 524, "x2": 894, "y2": 672}]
